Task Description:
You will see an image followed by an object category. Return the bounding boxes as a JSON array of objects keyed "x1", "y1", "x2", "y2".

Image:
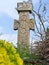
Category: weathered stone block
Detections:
[
  {"x1": 14, "y1": 19, "x2": 19, "y2": 30},
  {"x1": 17, "y1": 1, "x2": 32, "y2": 13},
  {"x1": 29, "y1": 19, "x2": 35, "y2": 30}
]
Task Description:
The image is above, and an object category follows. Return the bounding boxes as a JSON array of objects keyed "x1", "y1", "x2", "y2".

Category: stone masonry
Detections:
[{"x1": 14, "y1": 1, "x2": 34, "y2": 51}]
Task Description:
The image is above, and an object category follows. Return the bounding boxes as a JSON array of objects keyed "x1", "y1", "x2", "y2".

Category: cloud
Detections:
[
  {"x1": 0, "y1": 0, "x2": 39, "y2": 19},
  {"x1": 0, "y1": 0, "x2": 28, "y2": 19},
  {"x1": 0, "y1": 34, "x2": 18, "y2": 46}
]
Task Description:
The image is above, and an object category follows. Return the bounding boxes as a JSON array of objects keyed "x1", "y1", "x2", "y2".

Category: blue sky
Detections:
[{"x1": 0, "y1": 0, "x2": 49, "y2": 46}]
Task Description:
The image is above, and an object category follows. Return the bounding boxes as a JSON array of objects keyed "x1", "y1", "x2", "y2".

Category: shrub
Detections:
[{"x1": 0, "y1": 40, "x2": 23, "y2": 65}]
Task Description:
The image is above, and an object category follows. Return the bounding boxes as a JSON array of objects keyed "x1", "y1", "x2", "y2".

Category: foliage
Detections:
[
  {"x1": 0, "y1": 40, "x2": 23, "y2": 65},
  {"x1": 17, "y1": 43, "x2": 46, "y2": 65},
  {"x1": 47, "y1": 27, "x2": 49, "y2": 31}
]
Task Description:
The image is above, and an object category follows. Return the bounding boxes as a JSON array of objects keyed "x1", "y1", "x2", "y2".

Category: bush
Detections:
[
  {"x1": 0, "y1": 40, "x2": 23, "y2": 65},
  {"x1": 47, "y1": 27, "x2": 49, "y2": 31}
]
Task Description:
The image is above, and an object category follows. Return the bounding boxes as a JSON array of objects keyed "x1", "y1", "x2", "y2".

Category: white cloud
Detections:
[
  {"x1": 0, "y1": 34, "x2": 17, "y2": 46},
  {"x1": 0, "y1": 0, "x2": 28, "y2": 19},
  {"x1": 0, "y1": 26, "x2": 18, "y2": 46},
  {"x1": 0, "y1": 0, "x2": 39, "y2": 19}
]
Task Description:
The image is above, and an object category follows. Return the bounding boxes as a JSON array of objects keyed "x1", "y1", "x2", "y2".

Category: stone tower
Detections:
[{"x1": 14, "y1": 1, "x2": 34, "y2": 51}]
